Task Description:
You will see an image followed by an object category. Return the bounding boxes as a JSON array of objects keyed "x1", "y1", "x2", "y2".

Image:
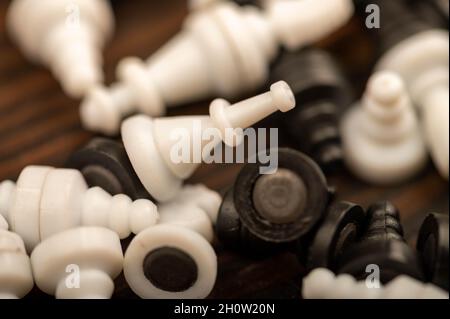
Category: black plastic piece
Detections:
[
  {"x1": 338, "y1": 202, "x2": 425, "y2": 283},
  {"x1": 417, "y1": 213, "x2": 449, "y2": 291},
  {"x1": 143, "y1": 247, "x2": 198, "y2": 292},
  {"x1": 271, "y1": 48, "x2": 353, "y2": 172},
  {"x1": 234, "y1": 148, "x2": 331, "y2": 243},
  {"x1": 305, "y1": 201, "x2": 366, "y2": 272},
  {"x1": 66, "y1": 138, "x2": 152, "y2": 200}
]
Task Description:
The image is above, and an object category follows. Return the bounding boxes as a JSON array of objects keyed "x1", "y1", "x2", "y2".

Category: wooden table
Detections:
[{"x1": 0, "y1": 0, "x2": 448, "y2": 299}]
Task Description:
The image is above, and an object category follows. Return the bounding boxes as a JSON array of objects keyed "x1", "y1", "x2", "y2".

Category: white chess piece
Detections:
[
  {"x1": 158, "y1": 184, "x2": 222, "y2": 242},
  {"x1": 0, "y1": 224, "x2": 34, "y2": 299},
  {"x1": 30, "y1": 227, "x2": 123, "y2": 299},
  {"x1": 7, "y1": 0, "x2": 114, "y2": 98},
  {"x1": 0, "y1": 166, "x2": 159, "y2": 252},
  {"x1": 80, "y1": 0, "x2": 353, "y2": 135},
  {"x1": 341, "y1": 71, "x2": 428, "y2": 185},
  {"x1": 303, "y1": 268, "x2": 449, "y2": 299},
  {"x1": 121, "y1": 81, "x2": 295, "y2": 202},
  {"x1": 123, "y1": 224, "x2": 217, "y2": 299},
  {"x1": 376, "y1": 29, "x2": 449, "y2": 180}
]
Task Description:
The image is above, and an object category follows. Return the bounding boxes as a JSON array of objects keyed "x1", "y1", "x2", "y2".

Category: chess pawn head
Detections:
[
  {"x1": 7, "y1": 0, "x2": 114, "y2": 98},
  {"x1": 121, "y1": 82, "x2": 295, "y2": 203},
  {"x1": 124, "y1": 225, "x2": 217, "y2": 299},
  {"x1": 30, "y1": 227, "x2": 123, "y2": 299},
  {"x1": 0, "y1": 230, "x2": 34, "y2": 299},
  {"x1": 341, "y1": 71, "x2": 428, "y2": 185}
]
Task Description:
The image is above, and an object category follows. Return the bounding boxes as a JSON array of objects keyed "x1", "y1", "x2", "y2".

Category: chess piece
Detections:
[
  {"x1": 7, "y1": 0, "x2": 115, "y2": 98},
  {"x1": 0, "y1": 166, "x2": 159, "y2": 251},
  {"x1": 121, "y1": 81, "x2": 296, "y2": 202},
  {"x1": 0, "y1": 214, "x2": 8, "y2": 231},
  {"x1": 124, "y1": 225, "x2": 217, "y2": 299},
  {"x1": 338, "y1": 202, "x2": 425, "y2": 284},
  {"x1": 303, "y1": 268, "x2": 448, "y2": 299},
  {"x1": 216, "y1": 148, "x2": 332, "y2": 253},
  {"x1": 0, "y1": 227, "x2": 34, "y2": 299},
  {"x1": 80, "y1": 0, "x2": 354, "y2": 135},
  {"x1": 271, "y1": 48, "x2": 353, "y2": 172},
  {"x1": 304, "y1": 201, "x2": 366, "y2": 272},
  {"x1": 31, "y1": 227, "x2": 123, "y2": 299},
  {"x1": 417, "y1": 213, "x2": 449, "y2": 291},
  {"x1": 66, "y1": 138, "x2": 151, "y2": 200},
  {"x1": 371, "y1": 0, "x2": 449, "y2": 180},
  {"x1": 158, "y1": 184, "x2": 222, "y2": 242},
  {"x1": 341, "y1": 71, "x2": 428, "y2": 185}
]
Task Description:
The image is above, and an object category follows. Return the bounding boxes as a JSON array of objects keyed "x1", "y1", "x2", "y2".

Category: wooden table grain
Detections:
[{"x1": 0, "y1": 0, "x2": 448, "y2": 299}]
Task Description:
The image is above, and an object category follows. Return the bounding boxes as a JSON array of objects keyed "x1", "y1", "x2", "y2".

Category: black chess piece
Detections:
[
  {"x1": 338, "y1": 202, "x2": 425, "y2": 284},
  {"x1": 417, "y1": 213, "x2": 449, "y2": 291},
  {"x1": 270, "y1": 48, "x2": 353, "y2": 173},
  {"x1": 66, "y1": 137, "x2": 152, "y2": 200}
]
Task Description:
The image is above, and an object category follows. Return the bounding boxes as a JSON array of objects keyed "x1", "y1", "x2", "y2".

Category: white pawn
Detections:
[
  {"x1": 124, "y1": 224, "x2": 217, "y2": 299},
  {"x1": 382, "y1": 276, "x2": 449, "y2": 299},
  {"x1": 376, "y1": 30, "x2": 449, "y2": 180},
  {"x1": 80, "y1": 0, "x2": 353, "y2": 135},
  {"x1": 0, "y1": 217, "x2": 34, "y2": 299},
  {"x1": 0, "y1": 166, "x2": 158, "y2": 252},
  {"x1": 341, "y1": 71, "x2": 428, "y2": 185},
  {"x1": 31, "y1": 227, "x2": 123, "y2": 299},
  {"x1": 121, "y1": 81, "x2": 295, "y2": 202},
  {"x1": 7, "y1": 0, "x2": 114, "y2": 98},
  {"x1": 158, "y1": 184, "x2": 222, "y2": 242}
]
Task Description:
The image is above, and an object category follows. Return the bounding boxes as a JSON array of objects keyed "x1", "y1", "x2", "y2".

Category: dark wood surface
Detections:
[{"x1": 0, "y1": 0, "x2": 448, "y2": 299}]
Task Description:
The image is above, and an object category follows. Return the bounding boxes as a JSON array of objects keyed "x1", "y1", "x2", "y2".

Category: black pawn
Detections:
[
  {"x1": 303, "y1": 201, "x2": 366, "y2": 272},
  {"x1": 66, "y1": 138, "x2": 152, "y2": 200},
  {"x1": 270, "y1": 48, "x2": 353, "y2": 172},
  {"x1": 417, "y1": 213, "x2": 449, "y2": 291},
  {"x1": 338, "y1": 202, "x2": 425, "y2": 283},
  {"x1": 216, "y1": 148, "x2": 332, "y2": 254}
]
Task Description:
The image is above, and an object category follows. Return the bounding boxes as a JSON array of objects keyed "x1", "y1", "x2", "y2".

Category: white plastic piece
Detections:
[
  {"x1": 0, "y1": 230, "x2": 34, "y2": 299},
  {"x1": 376, "y1": 29, "x2": 449, "y2": 180},
  {"x1": 121, "y1": 82, "x2": 295, "y2": 202},
  {"x1": 124, "y1": 225, "x2": 217, "y2": 299},
  {"x1": 158, "y1": 184, "x2": 222, "y2": 242},
  {"x1": 303, "y1": 268, "x2": 449, "y2": 299},
  {"x1": 1, "y1": 166, "x2": 159, "y2": 251},
  {"x1": 0, "y1": 214, "x2": 8, "y2": 231},
  {"x1": 30, "y1": 227, "x2": 123, "y2": 299},
  {"x1": 341, "y1": 71, "x2": 428, "y2": 185},
  {"x1": 263, "y1": 0, "x2": 355, "y2": 50},
  {"x1": 7, "y1": 0, "x2": 114, "y2": 98},
  {"x1": 80, "y1": 1, "x2": 352, "y2": 135}
]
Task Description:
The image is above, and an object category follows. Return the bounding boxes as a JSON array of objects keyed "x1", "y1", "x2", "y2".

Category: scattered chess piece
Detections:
[
  {"x1": 304, "y1": 201, "x2": 366, "y2": 272},
  {"x1": 341, "y1": 71, "x2": 428, "y2": 185},
  {"x1": 0, "y1": 226, "x2": 34, "y2": 299},
  {"x1": 80, "y1": 0, "x2": 354, "y2": 134},
  {"x1": 0, "y1": 166, "x2": 158, "y2": 251},
  {"x1": 303, "y1": 268, "x2": 448, "y2": 299},
  {"x1": 371, "y1": 0, "x2": 449, "y2": 180},
  {"x1": 124, "y1": 224, "x2": 217, "y2": 299},
  {"x1": 30, "y1": 227, "x2": 123, "y2": 299},
  {"x1": 121, "y1": 81, "x2": 296, "y2": 202},
  {"x1": 216, "y1": 148, "x2": 333, "y2": 253},
  {"x1": 66, "y1": 138, "x2": 151, "y2": 200},
  {"x1": 158, "y1": 184, "x2": 222, "y2": 242},
  {"x1": 417, "y1": 213, "x2": 449, "y2": 291},
  {"x1": 7, "y1": 0, "x2": 115, "y2": 98},
  {"x1": 271, "y1": 48, "x2": 353, "y2": 172},
  {"x1": 338, "y1": 202, "x2": 425, "y2": 284}
]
